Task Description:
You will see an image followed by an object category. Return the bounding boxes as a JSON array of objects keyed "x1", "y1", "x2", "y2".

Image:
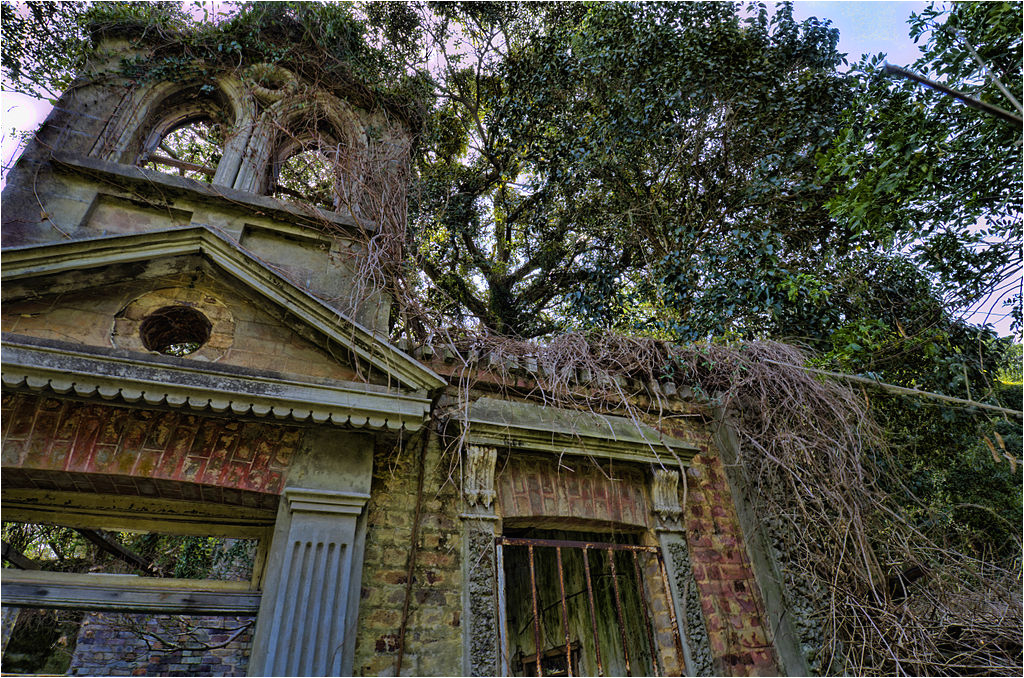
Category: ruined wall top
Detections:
[{"x1": 2, "y1": 12, "x2": 425, "y2": 331}]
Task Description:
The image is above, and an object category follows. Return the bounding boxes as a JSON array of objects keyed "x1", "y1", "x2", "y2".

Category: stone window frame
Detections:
[
  {"x1": 92, "y1": 76, "x2": 257, "y2": 190},
  {"x1": 266, "y1": 132, "x2": 351, "y2": 211},
  {"x1": 137, "y1": 111, "x2": 227, "y2": 183},
  {"x1": 133, "y1": 85, "x2": 236, "y2": 180},
  {"x1": 255, "y1": 90, "x2": 370, "y2": 215},
  {"x1": 112, "y1": 287, "x2": 235, "y2": 363}
]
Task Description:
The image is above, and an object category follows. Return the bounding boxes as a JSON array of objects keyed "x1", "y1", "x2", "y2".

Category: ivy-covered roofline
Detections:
[{"x1": 83, "y1": 1, "x2": 429, "y2": 132}]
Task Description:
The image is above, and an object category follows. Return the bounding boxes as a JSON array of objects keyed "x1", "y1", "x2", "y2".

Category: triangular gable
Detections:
[
  {"x1": 1, "y1": 226, "x2": 444, "y2": 393},
  {"x1": 2, "y1": 262, "x2": 370, "y2": 384}
]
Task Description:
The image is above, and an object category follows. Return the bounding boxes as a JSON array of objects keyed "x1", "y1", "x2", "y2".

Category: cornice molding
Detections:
[{"x1": 1, "y1": 337, "x2": 431, "y2": 431}]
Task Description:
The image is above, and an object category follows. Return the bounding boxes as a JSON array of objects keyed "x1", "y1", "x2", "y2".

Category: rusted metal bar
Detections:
[
  {"x1": 581, "y1": 548, "x2": 604, "y2": 677},
  {"x1": 556, "y1": 547, "x2": 573, "y2": 677},
  {"x1": 500, "y1": 537, "x2": 658, "y2": 553},
  {"x1": 528, "y1": 544, "x2": 543, "y2": 677},
  {"x1": 607, "y1": 549, "x2": 633, "y2": 676},
  {"x1": 496, "y1": 542, "x2": 512, "y2": 677},
  {"x1": 656, "y1": 552, "x2": 686, "y2": 671},
  {"x1": 632, "y1": 551, "x2": 660, "y2": 677}
]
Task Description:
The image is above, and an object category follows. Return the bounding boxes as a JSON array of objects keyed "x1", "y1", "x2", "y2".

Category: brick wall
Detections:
[
  {"x1": 353, "y1": 437, "x2": 463, "y2": 676},
  {"x1": 685, "y1": 448, "x2": 778, "y2": 676},
  {"x1": 3, "y1": 391, "x2": 781, "y2": 676},
  {"x1": 69, "y1": 613, "x2": 253, "y2": 676},
  {"x1": 2, "y1": 392, "x2": 299, "y2": 497}
]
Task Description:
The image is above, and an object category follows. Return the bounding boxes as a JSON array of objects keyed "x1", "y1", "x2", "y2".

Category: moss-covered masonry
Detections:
[{"x1": 353, "y1": 437, "x2": 463, "y2": 676}]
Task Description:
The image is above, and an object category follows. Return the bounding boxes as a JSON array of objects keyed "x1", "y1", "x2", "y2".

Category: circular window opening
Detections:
[{"x1": 139, "y1": 306, "x2": 212, "y2": 356}]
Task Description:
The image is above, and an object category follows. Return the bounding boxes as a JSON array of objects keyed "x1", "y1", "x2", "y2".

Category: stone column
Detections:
[
  {"x1": 651, "y1": 467, "x2": 715, "y2": 677},
  {"x1": 248, "y1": 488, "x2": 370, "y2": 677},
  {"x1": 460, "y1": 445, "x2": 501, "y2": 677}
]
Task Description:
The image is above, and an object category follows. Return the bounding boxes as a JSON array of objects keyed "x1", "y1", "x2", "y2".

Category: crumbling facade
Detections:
[{"x1": 2, "y1": 26, "x2": 807, "y2": 677}]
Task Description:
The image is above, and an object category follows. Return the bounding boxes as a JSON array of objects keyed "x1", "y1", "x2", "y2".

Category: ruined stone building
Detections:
[{"x1": 2, "y1": 24, "x2": 810, "y2": 678}]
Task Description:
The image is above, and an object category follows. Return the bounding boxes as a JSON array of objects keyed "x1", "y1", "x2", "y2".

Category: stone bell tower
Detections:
[{"x1": 1, "y1": 19, "x2": 442, "y2": 677}]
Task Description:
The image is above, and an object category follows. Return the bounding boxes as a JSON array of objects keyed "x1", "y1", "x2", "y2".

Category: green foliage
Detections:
[
  {"x1": 411, "y1": 1, "x2": 855, "y2": 339},
  {"x1": 145, "y1": 118, "x2": 225, "y2": 183},
  {"x1": 1, "y1": 1, "x2": 429, "y2": 121},
  {"x1": 799, "y1": 252, "x2": 1023, "y2": 559},
  {"x1": 1, "y1": 522, "x2": 254, "y2": 581},
  {"x1": 1, "y1": 1, "x2": 90, "y2": 100},
  {"x1": 997, "y1": 343, "x2": 1022, "y2": 383},
  {"x1": 822, "y1": 1, "x2": 1022, "y2": 334},
  {"x1": 2, "y1": 608, "x2": 83, "y2": 675},
  {"x1": 804, "y1": 3, "x2": 1023, "y2": 561}
]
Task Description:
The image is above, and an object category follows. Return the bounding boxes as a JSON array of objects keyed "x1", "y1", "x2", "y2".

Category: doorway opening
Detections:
[{"x1": 498, "y1": 529, "x2": 683, "y2": 677}]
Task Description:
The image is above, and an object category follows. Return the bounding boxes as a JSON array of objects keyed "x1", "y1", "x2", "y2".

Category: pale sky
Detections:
[{"x1": 789, "y1": 1, "x2": 928, "y2": 67}]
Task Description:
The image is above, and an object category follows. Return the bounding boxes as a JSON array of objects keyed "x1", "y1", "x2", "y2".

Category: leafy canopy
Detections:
[
  {"x1": 822, "y1": 1, "x2": 1022, "y2": 335},
  {"x1": 411, "y1": 1, "x2": 856, "y2": 340}
]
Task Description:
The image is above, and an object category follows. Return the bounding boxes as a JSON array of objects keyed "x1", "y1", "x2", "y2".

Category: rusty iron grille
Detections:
[{"x1": 496, "y1": 536, "x2": 684, "y2": 677}]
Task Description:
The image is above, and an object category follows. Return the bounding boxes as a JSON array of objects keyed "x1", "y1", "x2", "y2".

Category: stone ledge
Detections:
[
  {"x1": 50, "y1": 151, "x2": 374, "y2": 234},
  {"x1": 463, "y1": 396, "x2": 701, "y2": 464}
]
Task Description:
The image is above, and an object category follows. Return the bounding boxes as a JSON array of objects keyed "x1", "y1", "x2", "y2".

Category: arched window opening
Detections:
[
  {"x1": 273, "y1": 146, "x2": 339, "y2": 210},
  {"x1": 142, "y1": 117, "x2": 225, "y2": 184},
  {"x1": 270, "y1": 136, "x2": 354, "y2": 212}
]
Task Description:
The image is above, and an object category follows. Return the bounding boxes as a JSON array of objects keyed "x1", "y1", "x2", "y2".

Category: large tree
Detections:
[{"x1": 410, "y1": 1, "x2": 857, "y2": 340}]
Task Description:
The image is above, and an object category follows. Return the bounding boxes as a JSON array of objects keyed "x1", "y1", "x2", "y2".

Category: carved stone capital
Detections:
[
  {"x1": 464, "y1": 445, "x2": 498, "y2": 508},
  {"x1": 651, "y1": 468, "x2": 683, "y2": 523}
]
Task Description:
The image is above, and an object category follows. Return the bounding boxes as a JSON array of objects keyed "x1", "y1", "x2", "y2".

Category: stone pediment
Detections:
[{"x1": 1, "y1": 227, "x2": 444, "y2": 429}]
